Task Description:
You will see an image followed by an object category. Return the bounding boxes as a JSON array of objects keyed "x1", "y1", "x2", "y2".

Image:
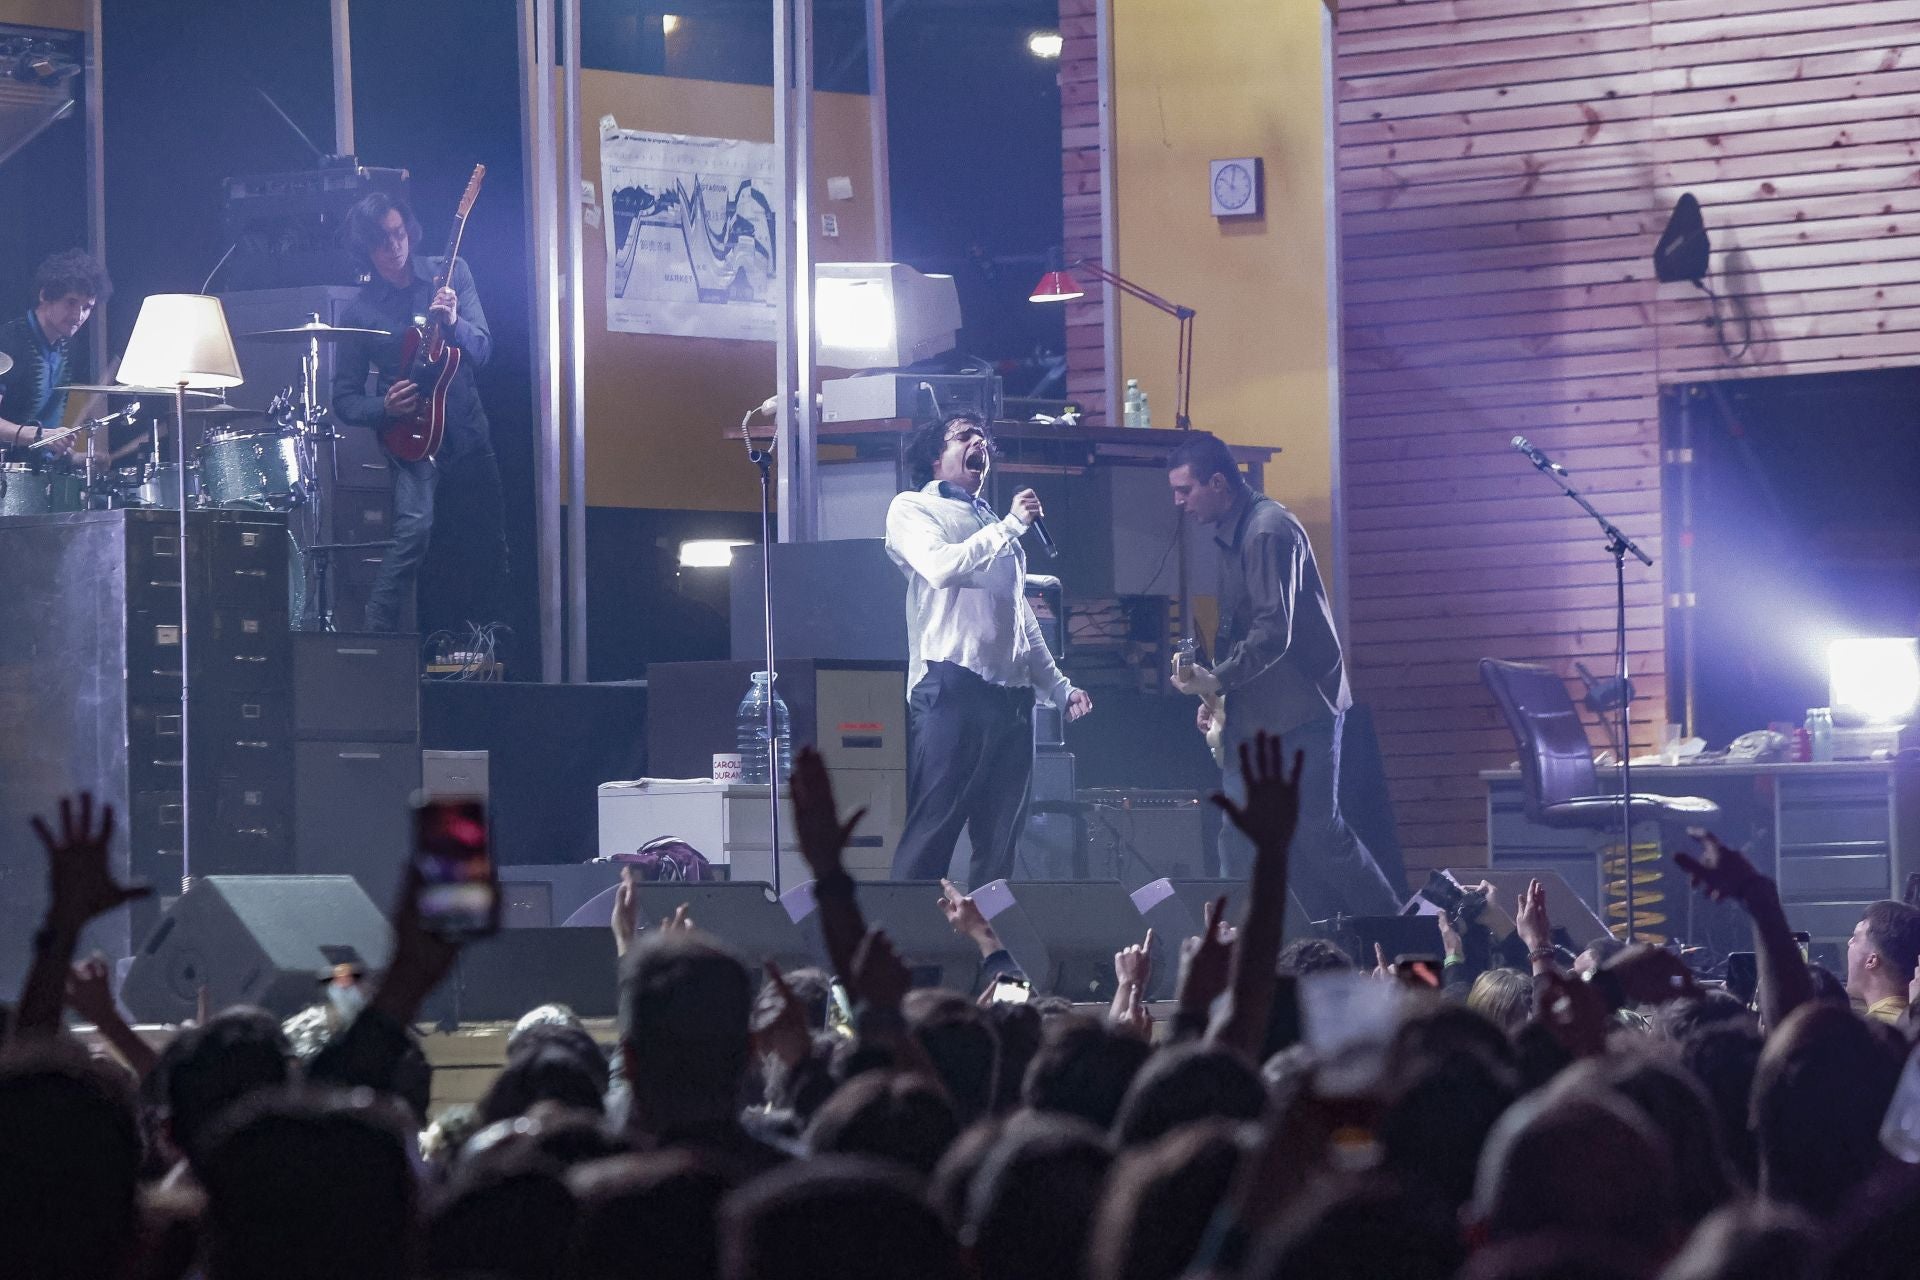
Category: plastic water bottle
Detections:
[
  {"x1": 1123, "y1": 379, "x2": 1143, "y2": 428},
  {"x1": 1137, "y1": 387, "x2": 1152, "y2": 429},
  {"x1": 735, "y1": 670, "x2": 793, "y2": 784},
  {"x1": 1807, "y1": 707, "x2": 1835, "y2": 763}
]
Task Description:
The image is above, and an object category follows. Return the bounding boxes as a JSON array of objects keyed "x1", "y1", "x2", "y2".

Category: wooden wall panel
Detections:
[
  {"x1": 1059, "y1": 0, "x2": 1111, "y2": 423},
  {"x1": 1336, "y1": 0, "x2": 1920, "y2": 879}
]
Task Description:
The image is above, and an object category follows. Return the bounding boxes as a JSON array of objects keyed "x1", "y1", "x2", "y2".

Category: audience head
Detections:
[
  {"x1": 197, "y1": 1090, "x2": 417, "y2": 1280},
  {"x1": 722, "y1": 1155, "x2": 967, "y2": 1280},
  {"x1": 983, "y1": 1000, "x2": 1043, "y2": 1113},
  {"x1": 756, "y1": 965, "x2": 834, "y2": 1032},
  {"x1": 1656, "y1": 1201, "x2": 1819, "y2": 1280},
  {"x1": 1751, "y1": 1002, "x2": 1902, "y2": 1215},
  {"x1": 965, "y1": 1112, "x2": 1112, "y2": 1280},
  {"x1": 1468, "y1": 968, "x2": 1533, "y2": 1034},
  {"x1": 1847, "y1": 899, "x2": 1920, "y2": 1004},
  {"x1": 1380, "y1": 1044, "x2": 1521, "y2": 1210},
  {"x1": 1572, "y1": 1050, "x2": 1735, "y2": 1226},
  {"x1": 804, "y1": 1070, "x2": 960, "y2": 1174},
  {"x1": 569, "y1": 1151, "x2": 734, "y2": 1280},
  {"x1": 162, "y1": 1006, "x2": 293, "y2": 1164},
  {"x1": 1576, "y1": 935, "x2": 1628, "y2": 977},
  {"x1": 1276, "y1": 938, "x2": 1352, "y2": 975},
  {"x1": 1678, "y1": 1021, "x2": 1763, "y2": 1187},
  {"x1": 618, "y1": 928, "x2": 754, "y2": 1132},
  {"x1": 477, "y1": 1039, "x2": 608, "y2": 1125},
  {"x1": 1250, "y1": 1177, "x2": 1465, "y2": 1280},
  {"x1": 0, "y1": 1042, "x2": 142, "y2": 1280},
  {"x1": 1110, "y1": 1043, "x2": 1265, "y2": 1147},
  {"x1": 427, "y1": 1145, "x2": 577, "y2": 1280},
  {"x1": 905, "y1": 989, "x2": 1000, "y2": 1123},
  {"x1": 1022, "y1": 1014, "x2": 1150, "y2": 1129},
  {"x1": 1470, "y1": 1086, "x2": 1679, "y2": 1255},
  {"x1": 1087, "y1": 1121, "x2": 1242, "y2": 1280}
]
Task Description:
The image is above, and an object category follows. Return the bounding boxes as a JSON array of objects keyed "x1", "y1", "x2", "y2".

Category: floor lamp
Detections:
[
  {"x1": 117, "y1": 294, "x2": 244, "y2": 891},
  {"x1": 1030, "y1": 262, "x2": 1200, "y2": 636}
]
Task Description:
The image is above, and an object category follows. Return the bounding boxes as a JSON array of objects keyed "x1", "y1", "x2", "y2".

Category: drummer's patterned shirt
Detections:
[{"x1": 0, "y1": 309, "x2": 72, "y2": 458}]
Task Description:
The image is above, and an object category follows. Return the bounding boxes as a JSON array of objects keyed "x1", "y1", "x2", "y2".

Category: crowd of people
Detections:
[{"x1": 7, "y1": 736, "x2": 1920, "y2": 1280}]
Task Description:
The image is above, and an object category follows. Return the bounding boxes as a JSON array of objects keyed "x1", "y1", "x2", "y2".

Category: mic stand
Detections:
[
  {"x1": 741, "y1": 405, "x2": 782, "y2": 894},
  {"x1": 1516, "y1": 452, "x2": 1653, "y2": 941}
]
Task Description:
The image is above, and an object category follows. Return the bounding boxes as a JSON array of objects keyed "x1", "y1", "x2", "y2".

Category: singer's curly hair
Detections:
[
  {"x1": 34, "y1": 249, "x2": 111, "y2": 304},
  {"x1": 903, "y1": 412, "x2": 990, "y2": 490}
]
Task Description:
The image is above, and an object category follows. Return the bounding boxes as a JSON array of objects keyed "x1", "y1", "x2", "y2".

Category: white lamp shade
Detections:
[{"x1": 117, "y1": 294, "x2": 244, "y2": 389}]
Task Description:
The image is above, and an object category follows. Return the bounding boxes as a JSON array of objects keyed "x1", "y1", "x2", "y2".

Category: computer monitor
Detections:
[{"x1": 814, "y1": 262, "x2": 962, "y2": 369}]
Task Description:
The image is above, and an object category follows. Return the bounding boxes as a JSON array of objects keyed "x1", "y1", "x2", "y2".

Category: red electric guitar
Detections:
[{"x1": 381, "y1": 164, "x2": 486, "y2": 462}]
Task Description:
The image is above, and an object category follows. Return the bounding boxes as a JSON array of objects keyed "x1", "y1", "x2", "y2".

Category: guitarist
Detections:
[
  {"x1": 1166, "y1": 432, "x2": 1401, "y2": 917},
  {"x1": 333, "y1": 190, "x2": 507, "y2": 637}
]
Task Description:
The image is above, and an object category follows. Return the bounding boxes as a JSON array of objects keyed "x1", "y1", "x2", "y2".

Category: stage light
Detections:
[
  {"x1": 1028, "y1": 30, "x2": 1063, "y2": 59},
  {"x1": 814, "y1": 263, "x2": 961, "y2": 369},
  {"x1": 661, "y1": 13, "x2": 681, "y2": 34},
  {"x1": 1829, "y1": 637, "x2": 1920, "y2": 724},
  {"x1": 679, "y1": 539, "x2": 749, "y2": 569}
]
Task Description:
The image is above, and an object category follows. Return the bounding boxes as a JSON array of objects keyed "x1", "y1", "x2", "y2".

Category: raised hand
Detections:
[
  {"x1": 790, "y1": 746, "x2": 868, "y2": 879},
  {"x1": 751, "y1": 962, "x2": 813, "y2": 1069},
  {"x1": 1112, "y1": 981, "x2": 1153, "y2": 1041},
  {"x1": 32, "y1": 793, "x2": 146, "y2": 933},
  {"x1": 65, "y1": 954, "x2": 119, "y2": 1027},
  {"x1": 1212, "y1": 731, "x2": 1305, "y2": 855},
  {"x1": 1175, "y1": 895, "x2": 1236, "y2": 1022},
  {"x1": 659, "y1": 903, "x2": 695, "y2": 933},
  {"x1": 1114, "y1": 928, "x2": 1155, "y2": 994},
  {"x1": 850, "y1": 928, "x2": 913, "y2": 1013},
  {"x1": 611, "y1": 866, "x2": 639, "y2": 958},
  {"x1": 1673, "y1": 830, "x2": 1769, "y2": 906},
  {"x1": 939, "y1": 878, "x2": 1000, "y2": 956},
  {"x1": 1515, "y1": 878, "x2": 1551, "y2": 954},
  {"x1": 1534, "y1": 968, "x2": 1611, "y2": 1058}
]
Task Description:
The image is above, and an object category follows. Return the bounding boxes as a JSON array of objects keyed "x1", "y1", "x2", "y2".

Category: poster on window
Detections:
[{"x1": 599, "y1": 120, "x2": 780, "y2": 341}]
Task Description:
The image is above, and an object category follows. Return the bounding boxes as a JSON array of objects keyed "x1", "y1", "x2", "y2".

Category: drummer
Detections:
[{"x1": 0, "y1": 249, "x2": 111, "y2": 458}]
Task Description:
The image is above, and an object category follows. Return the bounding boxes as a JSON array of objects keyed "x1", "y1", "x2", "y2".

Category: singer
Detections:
[
  {"x1": 1166, "y1": 432, "x2": 1402, "y2": 916},
  {"x1": 886, "y1": 411, "x2": 1094, "y2": 884}
]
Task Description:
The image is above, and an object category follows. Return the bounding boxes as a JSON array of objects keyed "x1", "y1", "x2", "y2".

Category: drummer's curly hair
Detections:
[
  {"x1": 34, "y1": 249, "x2": 111, "y2": 304},
  {"x1": 344, "y1": 192, "x2": 424, "y2": 266}
]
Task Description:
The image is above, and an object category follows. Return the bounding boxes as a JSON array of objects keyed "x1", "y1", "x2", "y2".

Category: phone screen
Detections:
[
  {"x1": 1725, "y1": 951, "x2": 1758, "y2": 1005},
  {"x1": 412, "y1": 797, "x2": 497, "y2": 938},
  {"x1": 988, "y1": 975, "x2": 1033, "y2": 1005}
]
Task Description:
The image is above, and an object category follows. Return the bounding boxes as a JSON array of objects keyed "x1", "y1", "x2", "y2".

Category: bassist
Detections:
[{"x1": 333, "y1": 190, "x2": 508, "y2": 640}]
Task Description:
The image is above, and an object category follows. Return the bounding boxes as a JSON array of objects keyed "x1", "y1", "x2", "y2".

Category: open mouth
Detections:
[{"x1": 965, "y1": 444, "x2": 988, "y2": 472}]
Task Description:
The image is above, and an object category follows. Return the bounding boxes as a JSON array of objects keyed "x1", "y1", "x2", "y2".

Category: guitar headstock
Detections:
[{"x1": 454, "y1": 164, "x2": 487, "y2": 223}]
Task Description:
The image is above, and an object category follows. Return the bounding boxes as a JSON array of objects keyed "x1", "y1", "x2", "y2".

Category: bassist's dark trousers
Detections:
[{"x1": 366, "y1": 449, "x2": 509, "y2": 635}]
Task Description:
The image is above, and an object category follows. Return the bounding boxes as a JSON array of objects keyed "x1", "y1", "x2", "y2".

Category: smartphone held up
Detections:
[{"x1": 411, "y1": 794, "x2": 500, "y2": 939}]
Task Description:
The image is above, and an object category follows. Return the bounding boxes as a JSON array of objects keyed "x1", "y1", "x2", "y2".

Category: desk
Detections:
[{"x1": 1482, "y1": 760, "x2": 1920, "y2": 947}]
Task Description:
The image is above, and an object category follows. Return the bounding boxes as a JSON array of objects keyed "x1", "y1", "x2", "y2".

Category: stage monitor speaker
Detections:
[
  {"x1": 1450, "y1": 868, "x2": 1614, "y2": 949},
  {"x1": 1127, "y1": 879, "x2": 1312, "y2": 997},
  {"x1": 1080, "y1": 790, "x2": 1208, "y2": 882},
  {"x1": 783, "y1": 880, "x2": 983, "y2": 991},
  {"x1": 427, "y1": 928, "x2": 620, "y2": 1023},
  {"x1": 563, "y1": 880, "x2": 814, "y2": 973},
  {"x1": 974, "y1": 879, "x2": 1147, "y2": 1002},
  {"x1": 121, "y1": 875, "x2": 392, "y2": 1023}
]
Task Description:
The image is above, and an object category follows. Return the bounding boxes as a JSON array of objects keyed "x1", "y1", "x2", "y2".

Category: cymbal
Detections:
[
  {"x1": 0, "y1": 351, "x2": 11, "y2": 377},
  {"x1": 186, "y1": 403, "x2": 264, "y2": 419},
  {"x1": 57, "y1": 383, "x2": 220, "y2": 399},
  {"x1": 241, "y1": 319, "x2": 389, "y2": 344}
]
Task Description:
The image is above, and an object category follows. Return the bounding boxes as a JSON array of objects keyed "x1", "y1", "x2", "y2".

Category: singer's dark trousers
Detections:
[{"x1": 891, "y1": 662, "x2": 1034, "y2": 886}]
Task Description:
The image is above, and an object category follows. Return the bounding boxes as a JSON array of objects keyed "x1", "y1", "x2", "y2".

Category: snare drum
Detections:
[
  {"x1": 200, "y1": 428, "x2": 307, "y2": 509},
  {"x1": 0, "y1": 463, "x2": 51, "y2": 516}
]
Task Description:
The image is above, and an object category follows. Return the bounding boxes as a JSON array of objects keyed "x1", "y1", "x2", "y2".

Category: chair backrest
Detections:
[{"x1": 1479, "y1": 659, "x2": 1600, "y2": 818}]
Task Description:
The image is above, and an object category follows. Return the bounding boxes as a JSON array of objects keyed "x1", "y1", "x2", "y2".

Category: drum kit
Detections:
[{"x1": 6, "y1": 315, "x2": 393, "y2": 629}]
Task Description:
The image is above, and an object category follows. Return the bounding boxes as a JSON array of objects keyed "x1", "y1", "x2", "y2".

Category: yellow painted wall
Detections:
[
  {"x1": 1, "y1": 0, "x2": 88, "y2": 30},
  {"x1": 574, "y1": 70, "x2": 881, "y2": 511},
  {"x1": 1111, "y1": 0, "x2": 1336, "y2": 551}
]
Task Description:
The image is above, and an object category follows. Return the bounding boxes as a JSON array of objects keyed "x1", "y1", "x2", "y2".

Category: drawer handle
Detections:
[
  {"x1": 152, "y1": 757, "x2": 183, "y2": 769},
  {"x1": 234, "y1": 740, "x2": 270, "y2": 750},
  {"x1": 233, "y1": 569, "x2": 268, "y2": 579},
  {"x1": 234, "y1": 655, "x2": 267, "y2": 664},
  {"x1": 335, "y1": 647, "x2": 380, "y2": 656},
  {"x1": 236, "y1": 827, "x2": 271, "y2": 838},
  {"x1": 337, "y1": 751, "x2": 383, "y2": 760}
]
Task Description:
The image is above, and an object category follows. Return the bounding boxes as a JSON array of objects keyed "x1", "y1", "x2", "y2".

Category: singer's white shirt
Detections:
[{"x1": 885, "y1": 481, "x2": 1075, "y2": 708}]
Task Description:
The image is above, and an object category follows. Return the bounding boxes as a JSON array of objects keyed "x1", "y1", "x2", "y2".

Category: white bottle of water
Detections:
[
  {"x1": 1138, "y1": 387, "x2": 1152, "y2": 430},
  {"x1": 735, "y1": 670, "x2": 793, "y2": 784},
  {"x1": 1123, "y1": 379, "x2": 1143, "y2": 429}
]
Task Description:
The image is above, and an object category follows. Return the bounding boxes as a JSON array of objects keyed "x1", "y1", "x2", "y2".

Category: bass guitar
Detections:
[{"x1": 382, "y1": 164, "x2": 486, "y2": 462}]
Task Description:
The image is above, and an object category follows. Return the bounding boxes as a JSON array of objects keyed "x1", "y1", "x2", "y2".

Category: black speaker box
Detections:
[
  {"x1": 782, "y1": 880, "x2": 984, "y2": 991},
  {"x1": 122, "y1": 875, "x2": 393, "y2": 1023},
  {"x1": 426, "y1": 928, "x2": 621, "y2": 1023},
  {"x1": 562, "y1": 880, "x2": 814, "y2": 972},
  {"x1": 975, "y1": 879, "x2": 1148, "y2": 1002}
]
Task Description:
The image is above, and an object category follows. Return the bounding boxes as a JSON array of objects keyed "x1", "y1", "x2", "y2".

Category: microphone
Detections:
[
  {"x1": 1030, "y1": 516, "x2": 1059, "y2": 558},
  {"x1": 1510, "y1": 435, "x2": 1567, "y2": 475}
]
